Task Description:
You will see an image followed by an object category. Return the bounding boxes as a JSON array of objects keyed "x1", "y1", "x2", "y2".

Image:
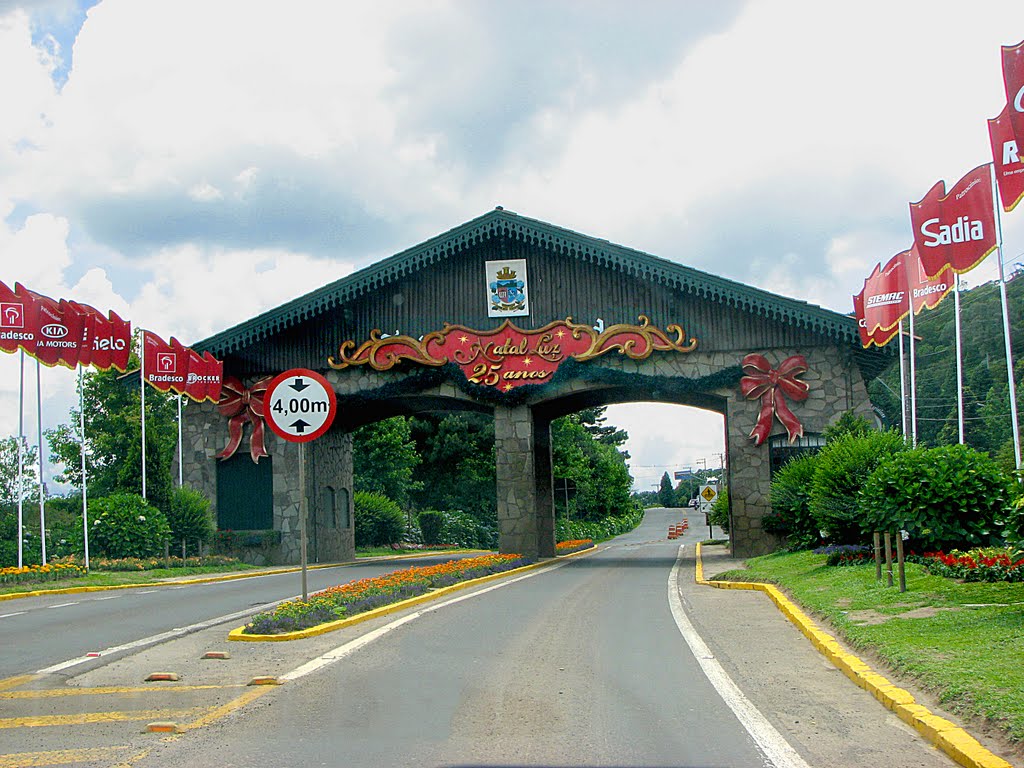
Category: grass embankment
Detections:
[{"x1": 713, "y1": 548, "x2": 1024, "y2": 745}]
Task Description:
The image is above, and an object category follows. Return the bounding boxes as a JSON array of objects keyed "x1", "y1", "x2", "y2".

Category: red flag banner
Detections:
[
  {"x1": 906, "y1": 245, "x2": 954, "y2": 315},
  {"x1": 863, "y1": 252, "x2": 909, "y2": 336},
  {"x1": 202, "y1": 351, "x2": 223, "y2": 403},
  {"x1": 143, "y1": 331, "x2": 185, "y2": 393},
  {"x1": 1003, "y1": 39, "x2": 1024, "y2": 151},
  {"x1": 184, "y1": 348, "x2": 224, "y2": 403},
  {"x1": 989, "y1": 104, "x2": 1024, "y2": 212},
  {"x1": 0, "y1": 280, "x2": 36, "y2": 355},
  {"x1": 68, "y1": 302, "x2": 132, "y2": 372},
  {"x1": 106, "y1": 311, "x2": 131, "y2": 372},
  {"x1": 21, "y1": 287, "x2": 85, "y2": 369},
  {"x1": 853, "y1": 278, "x2": 901, "y2": 349},
  {"x1": 910, "y1": 164, "x2": 997, "y2": 279}
]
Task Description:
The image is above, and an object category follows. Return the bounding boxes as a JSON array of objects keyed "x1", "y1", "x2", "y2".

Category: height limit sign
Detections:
[{"x1": 264, "y1": 368, "x2": 337, "y2": 443}]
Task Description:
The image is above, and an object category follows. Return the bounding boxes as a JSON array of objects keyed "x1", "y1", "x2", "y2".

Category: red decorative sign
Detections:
[
  {"x1": 330, "y1": 316, "x2": 697, "y2": 391},
  {"x1": 989, "y1": 103, "x2": 1024, "y2": 213},
  {"x1": 1003, "y1": 39, "x2": 1024, "y2": 156},
  {"x1": 740, "y1": 354, "x2": 809, "y2": 446},
  {"x1": 909, "y1": 164, "x2": 997, "y2": 279},
  {"x1": 217, "y1": 376, "x2": 272, "y2": 462}
]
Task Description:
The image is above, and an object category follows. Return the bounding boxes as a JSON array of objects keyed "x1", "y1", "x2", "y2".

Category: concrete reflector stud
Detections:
[
  {"x1": 202, "y1": 651, "x2": 231, "y2": 660},
  {"x1": 145, "y1": 672, "x2": 180, "y2": 682},
  {"x1": 146, "y1": 721, "x2": 182, "y2": 733},
  {"x1": 248, "y1": 676, "x2": 282, "y2": 686}
]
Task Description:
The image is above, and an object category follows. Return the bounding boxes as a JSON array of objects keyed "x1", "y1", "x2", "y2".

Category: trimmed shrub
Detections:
[
  {"x1": 354, "y1": 491, "x2": 405, "y2": 547},
  {"x1": 167, "y1": 487, "x2": 214, "y2": 551},
  {"x1": 418, "y1": 510, "x2": 445, "y2": 545},
  {"x1": 708, "y1": 488, "x2": 730, "y2": 534},
  {"x1": 860, "y1": 444, "x2": 1012, "y2": 552},
  {"x1": 89, "y1": 493, "x2": 171, "y2": 559},
  {"x1": 440, "y1": 509, "x2": 497, "y2": 549},
  {"x1": 809, "y1": 430, "x2": 907, "y2": 544},
  {"x1": 768, "y1": 454, "x2": 820, "y2": 549}
]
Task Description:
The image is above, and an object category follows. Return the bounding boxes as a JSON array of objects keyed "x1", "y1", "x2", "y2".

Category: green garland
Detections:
[{"x1": 338, "y1": 358, "x2": 743, "y2": 409}]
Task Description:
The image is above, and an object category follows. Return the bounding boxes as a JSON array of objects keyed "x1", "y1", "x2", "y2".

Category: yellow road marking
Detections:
[
  {"x1": 108, "y1": 749, "x2": 152, "y2": 768},
  {"x1": 0, "y1": 708, "x2": 202, "y2": 729},
  {"x1": 181, "y1": 685, "x2": 273, "y2": 731},
  {"x1": 0, "y1": 684, "x2": 244, "y2": 699},
  {"x1": 0, "y1": 747, "x2": 131, "y2": 767},
  {"x1": 0, "y1": 675, "x2": 36, "y2": 692}
]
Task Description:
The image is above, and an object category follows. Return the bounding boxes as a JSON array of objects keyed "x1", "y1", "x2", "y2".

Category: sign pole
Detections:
[{"x1": 299, "y1": 441, "x2": 308, "y2": 602}]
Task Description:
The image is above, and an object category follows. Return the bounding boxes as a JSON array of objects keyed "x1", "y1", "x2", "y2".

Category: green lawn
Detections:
[
  {"x1": 713, "y1": 548, "x2": 1024, "y2": 744},
  {"x1": 0, "y1": 563, "x2": 260, "y2": 596}
]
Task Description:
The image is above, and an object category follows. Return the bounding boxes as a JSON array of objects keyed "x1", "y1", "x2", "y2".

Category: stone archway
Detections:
[{"x1": 181, "y1": 208, "x2": 889, "y2": 564}]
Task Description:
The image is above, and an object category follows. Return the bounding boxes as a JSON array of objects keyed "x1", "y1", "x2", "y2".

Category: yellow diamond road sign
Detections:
[{"x1": 700, "y1": 485, "x2": 717, "y2": 502}]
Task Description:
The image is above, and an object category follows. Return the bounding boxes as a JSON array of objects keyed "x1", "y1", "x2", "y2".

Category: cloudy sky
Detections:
[{"x1": 1, "y1": 0, "x2": 1021, "y2": 494}]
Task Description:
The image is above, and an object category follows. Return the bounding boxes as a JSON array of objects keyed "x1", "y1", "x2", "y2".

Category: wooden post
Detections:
[
  {"x1": 896, "y1": 533, "x2": 906, "y2": 593},
  {"x1": 884, "y1": 532, "x2": 894, "y2": 587},
  {"x1": 873, "y1": 532, "x2": 882, "y2": 581}
]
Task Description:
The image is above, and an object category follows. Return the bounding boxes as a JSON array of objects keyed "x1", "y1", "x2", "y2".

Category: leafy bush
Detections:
[
  {"x1": 418, "y1": 510, "x2": 445, "y2": 545},
  {"x1": 438, "y1": 509, "x2": 497, "y2": 549},
  {"x1": 809, "y1": 430, "x2": 906, "y2": 544},
  {"x1": 768, "y1": 454, "x2": 820, "y2": 548},
  {"x1": 89, "y1": 493, "x2": 171, "y2": 558},
  {"x1": 708, "y1": 488, "x2": 730, "y2": 534},
  {"x1": 860, "y1": 444, "x2": 1011, "y2": 551},
  {"x1": 167, "y1": 486, "x2": 214, "y2": 550},
  {"x1": 354, "y1": 491, "x2": 405, "y2": 547},
  {"x1": 556, "y1": 504, "x2": 643, "y2": 542}
]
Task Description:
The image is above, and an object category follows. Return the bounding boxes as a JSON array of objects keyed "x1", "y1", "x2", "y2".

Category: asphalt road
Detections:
[
  {"x1": 0, "y1": 553, "x2": 474, "y2": 678},
  {"x1": 117, "y1": 509, "x2": 957, "y2": 768}
]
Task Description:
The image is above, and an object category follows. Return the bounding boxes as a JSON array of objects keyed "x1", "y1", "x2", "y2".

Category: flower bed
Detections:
[
  {"x1": 1, "y1": 562, "x2": 87, "y2": 585},
  {"x1": 921, "y1": 548, "x2": 1024, "y2": 582},
  {"x1": 244, "y1": 553, "x2": 529, "y2": 635},
  {"x1": 60, "y1": 554, "x2": 242, "y2": 571},
  {"x1": 556, "y1": 539, "x2": 594, "y2": 555}
]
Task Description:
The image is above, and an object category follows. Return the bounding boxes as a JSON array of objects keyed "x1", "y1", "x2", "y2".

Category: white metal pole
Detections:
[
  {"x1": 954, "y1": 273, "x2": 965, "y2": 445},
  {"x1": 140, "y1": 330, "x2": 147, "y2": 500},
  {"x1": 299, "y1": 442, "x2": 308, "y2": 602},
  {"x1": 17, "y1": 350, "x2": 25, "y2": 569},
  {"x1": 908, "y1": 304, "x2": 918, "y2": 447},
  {"x1": 36, "y1": 359, "x2": 46, "y2": 565},
  {"x1": 898, "y1": 320, "x2": 907, "y2": 439},
  {"x1": 79, "y1": 366, "x2": 90, "y2": 569},
  {"x1": 177, "y1": 395, "x2": 183, "y2": 487},
  {"x1": 991, "y1": 166, "x2": 1022, "y2": 470}
]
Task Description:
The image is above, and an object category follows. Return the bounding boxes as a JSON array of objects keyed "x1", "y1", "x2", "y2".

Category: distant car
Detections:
[{"x1": 689, "y1": 498, "x2": 698, "y2": 508}]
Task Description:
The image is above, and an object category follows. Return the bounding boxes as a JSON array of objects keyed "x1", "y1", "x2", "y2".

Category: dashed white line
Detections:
[
  {"x1": 47, "y1": 601, "x2": 80, "y2": 609},
  {"x1": 94, "y1": 595, "x2": 121, "y2": 601},
  {"x1": 0, "y1": 611, "x2": 26, "y2": 619}
]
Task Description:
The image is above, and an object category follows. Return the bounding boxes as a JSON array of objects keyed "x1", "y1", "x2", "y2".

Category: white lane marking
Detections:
[
  {"x1": 1, "y1": 611, "x2": 26, "y2": 618},
  {"x1": 136, "y1": 590, "x2": 157, "y2": 594},
  {"x1": 281, "y1": 560, "x2": 574, "y2": 682},
  {"x1": 667, "y1": 544, "x2": 811, "y2": 768},
  {"x1": 93, "y1": 595, "x2": 121, "y2": 601},
  {"x1": 36, "y1": 596, "x2": 294, "y2": 674},
  {"x1": 47, "y1": 602, "x2": 80, "y2": 609}
]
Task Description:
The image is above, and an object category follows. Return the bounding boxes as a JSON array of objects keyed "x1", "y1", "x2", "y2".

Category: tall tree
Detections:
[
  {"x1": 658, "y1": 471, "x2": 676, "y2": 508},
  {"x1": 45, "y1": 361, "x2": 178, "y2": 513},
  {"x1": 410, "y1": 413, "x2": 496, "y2": 521},
  {"x1": 353, "y1": 416, "x2": 422, "y2": 510},
  {"x1": 0, "y1": 436, "x2": 38, "y2": 509}
]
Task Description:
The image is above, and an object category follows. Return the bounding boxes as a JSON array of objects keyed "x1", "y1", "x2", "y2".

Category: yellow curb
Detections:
[
  {"x1": 230, "y1": 546, "x2": 599, "y2": 642},
  {"x1": 694, "y1": 543, "x2": 1013, "y2": 768},
  {"x1": 0, "y1": 549, "x2": 477, "y2": 602}
]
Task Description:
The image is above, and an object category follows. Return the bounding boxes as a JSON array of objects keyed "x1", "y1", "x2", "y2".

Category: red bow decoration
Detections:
[
  {"x1": 217, "y1": 376, "x2": 272, "y2": 463},
  {"x1": 740, "y1": 354, "x2": 810, "y2": 446}
]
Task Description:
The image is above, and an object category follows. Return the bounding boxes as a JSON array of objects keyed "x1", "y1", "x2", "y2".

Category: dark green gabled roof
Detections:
[{"x1": 197, "y1": 207, "x2": 870, "y2": 357}]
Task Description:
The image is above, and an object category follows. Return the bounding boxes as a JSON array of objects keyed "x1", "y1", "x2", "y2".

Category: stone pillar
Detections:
[
  {"x1": 495, "y1": 404, "x2": 545, "y2": 559},
  {"x1": 725, "y1": 397, "x2": 777, "y2": 558},
  {"x1": 533, "y1": 416, "x2": 556, "y2": 558},
  {"x1": 309, "y1": 429, "x2": 356, "y2": 563}
]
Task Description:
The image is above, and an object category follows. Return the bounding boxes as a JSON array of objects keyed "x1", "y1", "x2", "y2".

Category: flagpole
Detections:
[
  {"x1": 177, "y1": 395, "x2": 183, "y2": 487},
  {"x1": 954, "y1": 273, "x2": 965, "y2": 445},
  {"x1": 79, "y1": 366, "x2": 90, "y2": 570},
  {"x1": 908, "y1": 302, "x2": 918, "y2": 447},
  {"x1": 140, "y1": 329, "x2": 147, "y2": 500},
  {"x1": 36, "y1": 359, "x2": 46, "y2": 565},
  {"x1": 991, "y1": 166, "x2": 1022, "y2": 471},
  {"x1": 898, "y1": 320, "x2": 908, "y2": 439},
  {"x1": 17, "y1": 350, "x2": 25, "y2": 569}
]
